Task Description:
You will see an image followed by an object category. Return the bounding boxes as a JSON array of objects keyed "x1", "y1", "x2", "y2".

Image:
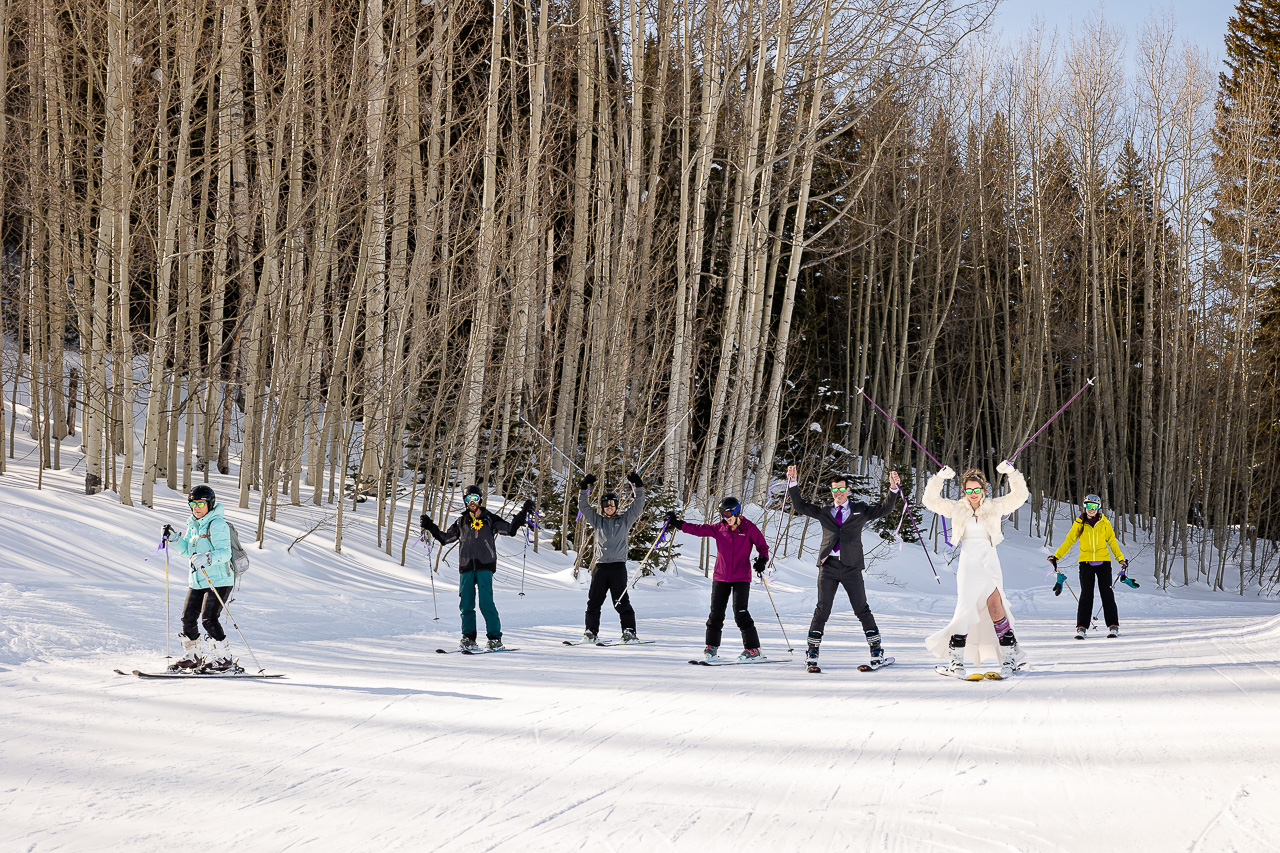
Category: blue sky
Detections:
[{"x1": 989, "y1": 0, "x2": 1233, "y2": 63}]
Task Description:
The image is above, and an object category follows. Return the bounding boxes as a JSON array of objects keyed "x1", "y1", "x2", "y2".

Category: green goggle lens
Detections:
[
  {"x1": 1084, "y1": 502, "x2": 1100, "y2": 510},
  {"x1": 189, "y1": 500, "x2": 208, "y2": 508},
  {"x1": 963, "y1": 487, "x2": 983, "y2": 495},
  {"x1": 830, "y1": 487, "x2": 848, "y2": 494}
]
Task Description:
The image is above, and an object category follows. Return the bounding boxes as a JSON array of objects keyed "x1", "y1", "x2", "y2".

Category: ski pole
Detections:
[
  {"x1": 520, "y1": 510, "x2": 538, "y2": 597},
  {"x1": 164, "y1": 538, "x2": 171, "y2": 660},
  {"x1": 418, "y1": 533, "x2": 439, "y2": 620},
  {"x1": 196, "y1": 564, "x2": 265, "y2": 674},
  {"x1": 854, "y1": 386, "x2": 955, "y2": 547},
  {"x1": 630, "y1": 520, "x2": 670, "y2": 590},
  {"x1": 1007, "y1": 377, "x2": 1096, "y2": 462},
  {"x1": 637, "y1": 408, "x2": 694, "y2": 474},
  {"x1": 759, "y1": 575, "x2": 794, "y2": 653},
  {"x1": 519, "y1": 415, "x2": 585, "y2": 475},
  {"x1": 898, "y1": 495, "x2": 941, "y2": 584},
  {"x1": 765, "y1": 482, "x2": 792, "y2": 570}
]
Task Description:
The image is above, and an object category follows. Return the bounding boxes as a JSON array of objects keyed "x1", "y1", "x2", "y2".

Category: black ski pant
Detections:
[
  {"x1": 180, "y1": 586, "x2": 233, "y2": 641},
  {"x1": 807, "y1": 558, "x2": 878, "y2": 645},
  {"x1": 585, "y1": 561, "x2": 637, "y2": 635},
  {"x1": 1076, "y1": 561, "x2": 1119, "y2": 629},
  {"x1": 705, "y1": 580, "x2": 760, "y2": 649}
]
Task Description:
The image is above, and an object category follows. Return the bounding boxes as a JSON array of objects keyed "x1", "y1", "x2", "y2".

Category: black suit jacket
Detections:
[{"x1": 787, "y1": 485, "x2": 899, "y2": 569}]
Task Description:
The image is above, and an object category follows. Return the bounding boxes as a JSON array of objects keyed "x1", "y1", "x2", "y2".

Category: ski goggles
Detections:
[
  {"x1": 963, "y1": 487, "x2": 983, "y2": 495},
  {"x1": 1084, "y1": 502, "x2": 1100, "y2": 511},
  {"x1": 463, "y1": 495, "x2": 482, "y2": 505},
  {"x1": 720, "y1": 508, "x2": 740, "y2": 517},
  {"x1": 188, "y1": 500, "x2": 209, "y2": 509}
]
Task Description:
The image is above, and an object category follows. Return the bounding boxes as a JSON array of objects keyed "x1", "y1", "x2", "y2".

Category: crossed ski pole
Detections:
[
  {"x1": 630, "y1": 519, "x2": 670, "y2": 590},
  {"x1": 1006, "y1": 377, "x2": 1096, "y2": 463}
]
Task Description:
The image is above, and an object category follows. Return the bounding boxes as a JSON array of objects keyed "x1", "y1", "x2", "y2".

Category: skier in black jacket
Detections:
[
  {"x1": 422, "y1": 484, "x2": 534, "y2": 651},
  {"x1": 786, "y1": 464, "x2": 901, "y2": 670}
]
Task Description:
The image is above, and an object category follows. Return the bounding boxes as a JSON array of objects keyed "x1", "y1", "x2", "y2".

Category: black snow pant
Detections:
[
  {"x1": 807, "y1": 557, "x2": 878, "y2": 644},
  {"x1": 705, "y1": 580, "x2": 760, "y2": 649},
  {"x1": 1076, "y1": 561, "x2": 1119, "y2": 629},
  {"x1": 585, "y1": 561, "x2": 637, "y2": 635},
  {"x1": 181, "y1": 586, "x2": 233, "y2": 641}
]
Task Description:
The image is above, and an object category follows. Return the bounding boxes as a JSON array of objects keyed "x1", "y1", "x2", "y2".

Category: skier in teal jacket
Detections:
[{"x1": 166, "y1": 484, "x2": 236, "y2": 672}]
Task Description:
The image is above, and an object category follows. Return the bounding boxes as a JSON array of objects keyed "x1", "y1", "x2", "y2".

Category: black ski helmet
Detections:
[
  {"x1": 719, "y1": 496, "x2": 742, "y2": 517},
  {"x1": 462, "y1": 484, "x2": 484, "y2": 505},
  {"x1": 189, "y1": 484, "x2": 216, "y2": 509},
  {"x1": 601, "y1": 492, "x2": 619, "y2": 510}
]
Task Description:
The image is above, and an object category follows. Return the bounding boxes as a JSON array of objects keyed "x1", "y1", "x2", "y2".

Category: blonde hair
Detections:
[{"x1": 962, "y1": 469, "x2": 988, "y2": 494}]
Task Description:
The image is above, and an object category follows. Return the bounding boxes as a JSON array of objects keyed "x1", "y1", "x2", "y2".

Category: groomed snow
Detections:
[{"x1": 2, "y1": 430, "x2": 1279, "y2": 852}]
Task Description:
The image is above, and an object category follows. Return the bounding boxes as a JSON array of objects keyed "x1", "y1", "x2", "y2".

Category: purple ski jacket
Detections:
[{"x1": 680, "y1": 517, "x2": 769, "y2": 583}]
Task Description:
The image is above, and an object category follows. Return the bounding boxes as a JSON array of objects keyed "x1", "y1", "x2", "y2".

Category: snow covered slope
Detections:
[{"x1": 2, "y1": 430, "x2": 1279, "y2": 852}]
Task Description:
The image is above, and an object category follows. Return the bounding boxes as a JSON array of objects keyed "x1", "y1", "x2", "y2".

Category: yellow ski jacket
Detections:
[{"x1": 1053, "y1": 514, "x2": 1126, "y2": 563}]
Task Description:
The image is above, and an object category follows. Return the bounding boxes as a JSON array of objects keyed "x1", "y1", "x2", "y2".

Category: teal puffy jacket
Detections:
[{"x1": 173, "y1": 503, "x2": 235, "y2": 589}]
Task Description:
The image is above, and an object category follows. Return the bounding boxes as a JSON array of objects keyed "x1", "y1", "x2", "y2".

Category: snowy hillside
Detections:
[{"x1": 2, "y1": 424, "x2": 1279, "y2": 852}]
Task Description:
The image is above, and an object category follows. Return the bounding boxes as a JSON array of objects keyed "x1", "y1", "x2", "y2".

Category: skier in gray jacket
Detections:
[{"x1": 577, "y1": 470, "x2": 647, "y2": 643}]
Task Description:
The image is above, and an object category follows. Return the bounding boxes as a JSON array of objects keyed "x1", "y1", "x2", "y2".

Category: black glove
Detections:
[
  {"x1": 420, "y1": 513, "x2": 437, "y2": 533},
  {"x1": 578, "y1": 474, "x2": 597, "y2": 491},
  {"x1": 1047, "y1": 555, "x2": 1058, "y2": 569},
  {"x1": 664, "y1": 510, "x2": 683, "y2": 531},
  {"x1": 754, "y1": 556, "x2": 768, "y2": 576},
  {"x1": 627, "y1": 471, "x2": 643, "y2": 488},
  {"x1": 1119, "y1": 559, "x2": 1129, "y2": 570},
  {"x1": 162, "y1": 523, "x2": 175, "y2": 540},
  {"x1": 521, "y1": 499, "x2": 535, "y2": 514}
]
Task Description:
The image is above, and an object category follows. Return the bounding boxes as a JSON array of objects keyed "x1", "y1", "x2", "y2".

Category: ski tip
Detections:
[
  {"x1": 562, "y1": 640, "x2": 574, "y2": 646},
  {"x1": 435, "y1": 649, "x2": 450, "y2": 654}
]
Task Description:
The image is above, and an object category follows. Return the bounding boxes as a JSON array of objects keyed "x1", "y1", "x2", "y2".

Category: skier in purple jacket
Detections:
[{"x1": 667, "y1": 497, "x2": 770, "y2": 662}]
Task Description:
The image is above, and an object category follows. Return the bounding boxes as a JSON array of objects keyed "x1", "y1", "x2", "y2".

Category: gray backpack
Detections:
[{"x1": 226, "y1": 522, "x2": 250, "y2": 585}]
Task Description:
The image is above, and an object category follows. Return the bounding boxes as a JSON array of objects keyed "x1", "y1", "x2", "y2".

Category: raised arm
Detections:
[
  {"x1": 620, "y1": 487, "x2": 647, "y2": 529},
  {"x1": 578, "y1": 490, "x2": 604, "y2": 527},
  {"x1": 921, "y1": 467, "x2": 956, "y2": 515},
  {"x1": 987, "y1": 462, "x2": 1029, "y2": 516}
]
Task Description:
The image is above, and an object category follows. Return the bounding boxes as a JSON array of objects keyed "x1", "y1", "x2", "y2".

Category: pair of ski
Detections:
[
  {"x1": 806, "y1": 656, "x2": 895, "y2": 674},
  {"x1": 114, "y1": 668, "x2": 284, "y2": 679},
  {"x1": 562, "y1": 639, "x2": 656, "y2": 648},
  {"x1": 435, "y1": 646, "x2": 520, "y2": 655},
  {"x1": 935, "y1": 665, "x2": 1020, "y2": 681}
]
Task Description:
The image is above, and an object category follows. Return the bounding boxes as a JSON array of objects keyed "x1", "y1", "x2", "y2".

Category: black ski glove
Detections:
[
  {"x1": 521, "y1": 499, "x2": 535, "y2": 515},
  {"x1": 162, "y1": 523, "x2": 175, "y2": 540},
  {"x1": 753, "y1": 556, "x2": 768, "y2": 577},
  {"x1": 664, "y1": 510, "x2": 683, "y2": 530},
  {"x1": 578, "y1": 473, "x2": 597, "y2": 491},
  {"x1": 1119, "y1": 559, "x2": 1129, "y2": 570},
  {"x1": 626, "y1": 471, "x2": 643, "y2": 488},
  {"x1": 420, "y1": 513, "x2": 440, "y2": 534},
  {"x1": 1047, "y1": 555, "x2": 1058, "y2": 569}
]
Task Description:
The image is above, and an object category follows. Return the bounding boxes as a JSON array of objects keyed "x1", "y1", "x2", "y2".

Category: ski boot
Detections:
[
  {"x1": 169, "y1": 635, "x2": 204, "y2": 672},
  {"x1": 738, "y1": 648, "x2": 761, "y2": 662},
  {"x1": 936, "y1": 634, "x2": 974, "y2": 680},
  {"x1": 581, "y1": 630, "x2": 597, "y2": 644},
  {"x1": 805, "y1": 642, "x2": 821, "y2": 673},
  {"x1": 1107, "y1": 625, "x2": 1120, "y2": 638},
  {"x1": 1074, "y1": 627, "x2": 1087, "y2": 640},
  {"x1": 995, "y1": 632, "x2": 1023, "y2": 678},
  {"x1": 487, "y1": 638, "x2": 506, "y2": 651},
  {"x1": 459, "y1": 635, "x2": 481, "y2": 652},
  {"x1": 199, "y1": 638, "x2": 236, "y2": 673},
  {"x1": 866, "y1": 631, "x2": 886, "y2": 666},
  {"x1": 703, "y1": 645, "x2": 719, "y2": 662},
  {"x1": 620, "y1": 628, "x2": 640, "y2": 644}
]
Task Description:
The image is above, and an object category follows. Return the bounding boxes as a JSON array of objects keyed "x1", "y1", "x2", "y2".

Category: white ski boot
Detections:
[
  {"x1": 1074, "y1": 627, "x2": 1087, "y2": 640},
  {"x1": 581, "y1": 630, "x2": 597, "y2": 644},
  {"x1": 170, "y1": 636, "x2": 204, "y2": 672},
  {"x1": 997, "y1": 636, "x2": 1023, "y2": 678},
  {"x1": 704, "y1": 645, "x2": 719, "y2": 662},
  {"x1": 936, "y1": 634, "x2": 974, "y2": 680},
  {"x1": 201, "y1": 638, "x2": 235, "y2": 672},
  {"x1": 1107, "y1": 626, "x2": 1120, "y2": 638}
]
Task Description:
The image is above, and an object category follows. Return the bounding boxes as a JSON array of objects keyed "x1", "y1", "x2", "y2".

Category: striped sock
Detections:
[{"x1": 993, "y1": 616, "x2": 1011, "y2": 638}]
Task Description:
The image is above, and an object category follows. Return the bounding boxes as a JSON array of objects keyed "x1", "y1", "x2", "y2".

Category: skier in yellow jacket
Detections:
[{"x1": 1049, "y1": 494, "x2": 1130, "y2": 639}]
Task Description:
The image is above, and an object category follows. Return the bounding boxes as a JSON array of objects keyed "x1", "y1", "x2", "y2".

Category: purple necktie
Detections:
[{"x1": 832, "y1": 506, "x2": 843, "y2": 554}]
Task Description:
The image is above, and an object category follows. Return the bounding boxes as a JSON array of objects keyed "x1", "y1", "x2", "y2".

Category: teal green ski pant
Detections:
[{"x1": 459, "y1": 564, "x2": 502, "y2": 640}]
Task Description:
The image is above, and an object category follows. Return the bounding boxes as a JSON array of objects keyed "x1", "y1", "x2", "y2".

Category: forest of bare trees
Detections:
[{"x1": 3, "y1": 0, "x2": 1279, "y2": 593}]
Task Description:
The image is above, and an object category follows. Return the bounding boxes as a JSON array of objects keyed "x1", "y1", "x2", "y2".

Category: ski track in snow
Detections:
[{"x1": 3, "y1": 441, "x2": 1280, "y2": 850}]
